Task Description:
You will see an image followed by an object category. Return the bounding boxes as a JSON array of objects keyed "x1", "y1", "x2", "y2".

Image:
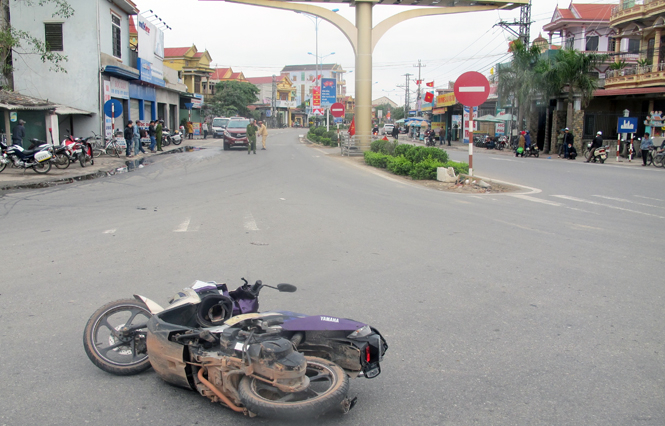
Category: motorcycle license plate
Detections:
[
  {"x1": 35, "y1": 151, "x2": 52, "y2": 162},
  {"x1": 363, "y1": 363, "x2": 381, "y2": 379}
]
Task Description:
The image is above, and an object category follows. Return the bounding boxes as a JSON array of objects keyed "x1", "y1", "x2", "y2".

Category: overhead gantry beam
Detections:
[{"x1": 213, "y1": 0, "x2": 528, "y2": 149}]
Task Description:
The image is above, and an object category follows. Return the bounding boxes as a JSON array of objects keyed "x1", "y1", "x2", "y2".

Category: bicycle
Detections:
[{"x1": 90, "y1": 132, "x2": 105, "y2": 157}]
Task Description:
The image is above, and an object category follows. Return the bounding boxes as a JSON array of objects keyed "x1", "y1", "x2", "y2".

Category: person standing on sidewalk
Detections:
[
  {"x1": 257, "y1": 120, "x2": 268, "y2": 150},
  {"x1": 148, "y1": 121, "x2": 156, "y2": 153},
  {"x1": 447, "y1": 128, "x2": 452, "y2": 146},
  {"x1": 186, "y1": 121, "x2": 194, "y2": 140},
  {"x1": 202, "y1": 121, "x2": 208, "y2": 139},
  {"x1": 133, "y1": 120, "x2": 145, "y2": 155},
  {"x1": 562, "y1": 128, "x2": 574, "y2": 159},
  {"x1": 246, "y1": 120, "x2": 257, "y2": 154},
  {"x1": 641, "y1": 132, "x2": 653, "y2": 166},
  {"x1": 124, "y1": 121, "x2": 134, "y2": 157},
  {"x1": 155, "y1": 120, "x2": 163, "y2": 152},
  {"x1": 12, "y1": 119, "x2": 26, "y2": 147},
  {"x1": 438, "y1": 127, "x2": 444, "y2": 145}
]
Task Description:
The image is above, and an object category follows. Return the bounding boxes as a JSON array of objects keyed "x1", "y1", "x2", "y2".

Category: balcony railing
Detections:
[{"x1": 612, "y1": 0, "x2": 665, "y2": 17}]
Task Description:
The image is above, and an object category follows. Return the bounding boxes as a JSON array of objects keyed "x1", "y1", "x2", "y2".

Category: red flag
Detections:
[
  {"x1": 416, "y1": 80, "x2": 422, "y2": 85},
  {"x1": 348, "y1": 117, "x2": 355, "y2": 136},
  {"x1": 424, "y1": 92, "x2": 434, "y2": 103},
  {"x1": 426, "y1": 81, "x2": 434, "y2": 87}
]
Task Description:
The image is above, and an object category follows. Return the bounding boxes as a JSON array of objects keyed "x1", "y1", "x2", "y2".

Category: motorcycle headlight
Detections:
[{"x1": 347, "y1": 325, "x2": 372, "y2": 339}]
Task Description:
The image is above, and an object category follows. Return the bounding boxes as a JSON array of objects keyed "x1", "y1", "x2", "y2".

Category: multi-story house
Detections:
[
  {"x1": 11, "y1": 0, "x2": 184, "y2": 140},
  {"x1": 246, "y1": 75, "x2": 297, "y2": 126},
  {"x1": 280, "y1": 64, "x2": 346, "y2": 106}
]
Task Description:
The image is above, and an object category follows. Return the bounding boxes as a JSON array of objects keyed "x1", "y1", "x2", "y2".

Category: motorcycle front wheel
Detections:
[
  {"x1": 238, "y1": 356, "x2": 349, "y2": 419},
  {"x1": 83, "y1": 299, "x2": 152, "y2": 376},
  {"x1": 162, "y1": 137, "x2": 171, "y2": 147},
  {"x1": 172, "y1": 137, "x2": 182, "y2": 146},
  {"x1": 32, "y1": 161, "x2": 51, "y2": 174}
]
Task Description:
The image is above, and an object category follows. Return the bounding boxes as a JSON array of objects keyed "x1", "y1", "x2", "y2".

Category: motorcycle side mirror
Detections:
[{"x1": 277, "y1": 283, "x2": 297, "y2": 293}]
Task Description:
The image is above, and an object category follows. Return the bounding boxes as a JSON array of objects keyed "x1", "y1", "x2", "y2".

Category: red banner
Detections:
[
  {"x1": 312, "y1": 86, "x2": 321, "y2": 107},
  {"x1": 348, "y1": 117, "x2": 355, "y2": 136}
]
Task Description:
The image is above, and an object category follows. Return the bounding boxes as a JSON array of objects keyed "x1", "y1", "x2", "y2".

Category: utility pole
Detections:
[
  {"x1": 400, "y1": 73, "x2": 412, "y2": 119},
  {"x1": 271, "y1": 75, "x2": 277, "y2": 128},
  {"x1": 413, "y1": 60, "x2": 425, "y2": 116},
  {"x1": 494, "y1": 0, "x2": 532, "y2": 46}
]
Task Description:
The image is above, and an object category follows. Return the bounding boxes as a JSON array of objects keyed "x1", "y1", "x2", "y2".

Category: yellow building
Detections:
[{"x1": 163, "y1": 45, "x2": 213, "y2": 94}]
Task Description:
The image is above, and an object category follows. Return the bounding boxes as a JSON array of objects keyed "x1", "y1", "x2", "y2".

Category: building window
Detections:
[
  {"x1": 566, "y1": 34, "x2": 575, "y2": 50},
  {"x1": 608, "y1": 37, "x2": 617, "y2": 53},
  {"x1": 586, "y1": 35, "x2": 599, "y2": 52},
  {"x1": 647, "y1": 38, "x2": 655, "y2": 61},
  {"x1": 44, "y1": 23, "x2": 63, "y2": 51},
  {"x1": 111, "y1": 13, "x2": 121, "y2": 58},
  {"x1": 628, "y1": 38, "x2": 640, "y2": 54}
]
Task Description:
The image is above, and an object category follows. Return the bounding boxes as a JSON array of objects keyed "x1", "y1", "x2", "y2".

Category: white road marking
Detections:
[
  {"x1": 510, "y1": 194, "x2": 563, "y2": 206},
  {"x1": 552, "y1": 195, "x2": 665, "y2": 219},
  {"x1": 244, "y1": 212, "x2": 259, "y2": 231},
  {"x1": 592, "y1": 195, "x2": 664, "y2": 209},
  {"x1": 493, "y1": 219, "x2": 555, "y2": 235},
  {"x1": 489, "y1": 157, "x2": 517, "y2": 162},
  {"x1": 279, "y1": 198, "x2": 286, "y2": 201},
  {"x1": 635, "y1": 195, "x2": 665, "y2": 203},
  {"x1": 103, "y1": 229, "x2": 116, "y2": 234},
  {"x1": 174, "y1": 218, "x2": 190, "y2": 232}
]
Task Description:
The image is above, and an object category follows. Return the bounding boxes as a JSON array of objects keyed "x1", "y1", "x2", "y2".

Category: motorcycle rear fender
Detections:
[{"x1": 133, "y1": 294, "x2": 164, "y2": 314}]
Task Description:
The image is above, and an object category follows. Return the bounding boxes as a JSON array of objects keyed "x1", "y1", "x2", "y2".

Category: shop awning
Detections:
[
  {"x1": 53, "y1": 105, "x2": 94, "y2": 115},
  {"x1": 103, "y1": 65, "x2": 140, "y2": 80},
  {"x1": 594, "y1": 87, "x2": 665, "y2": 97},
  {"x1": 476, "y1": 114, "x2": 503, "y2": 123}
]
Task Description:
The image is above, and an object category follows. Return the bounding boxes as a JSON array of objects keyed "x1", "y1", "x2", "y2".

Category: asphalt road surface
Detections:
[{"x1": 1, "y1": 129, "x2": 662, "y2": 426}]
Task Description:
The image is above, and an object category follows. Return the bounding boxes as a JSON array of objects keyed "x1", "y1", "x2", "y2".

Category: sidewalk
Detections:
[
  {"x1": 395, "y1": 135, "x2": 649, "y2": 168},
  {"x1": 0, "y1": 135, "x2": 220, "y2": 191}
]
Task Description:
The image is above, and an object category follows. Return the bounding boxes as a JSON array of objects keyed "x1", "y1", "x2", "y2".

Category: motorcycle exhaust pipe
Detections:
[{"x1": 197, "y1": 368, "x2": 245, "y2": 413}]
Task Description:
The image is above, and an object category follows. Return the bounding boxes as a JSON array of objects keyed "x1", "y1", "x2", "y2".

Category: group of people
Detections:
[
  {"x1": 515, "y1": 130, "x2": 533, "y2": 157},
  {"x1": 246, "y1": 119, "x2": 268, "y2": 154},
  {"x1": 123, "y1": 120, "x2": 164, "y2": 158}
]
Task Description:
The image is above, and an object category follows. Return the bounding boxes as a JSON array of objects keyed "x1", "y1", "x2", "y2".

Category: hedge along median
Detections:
[
  {"x1": 306, "y1": 126, "x2": 339, "y2": 148},
  {"x1": 364, "y1": 141, "x2": 469, "y2": 180}
]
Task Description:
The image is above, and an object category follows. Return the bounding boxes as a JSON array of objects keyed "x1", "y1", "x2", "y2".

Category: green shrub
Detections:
[
  {"x1": 314, "y1": 127, "x2": 326, "y2": 136},
  {"x1": 320, "y1": 137, "x2": 331, "y2": 146},
  {"x1": 394, "y1": 143, "x2": 413, "y2": 157},
  {"x1": 443, "y1": 161, "x2": 469, "y2": 176},
  {"x1": 324, "y1": 131, "x2": 336, "y2": 139},
  {"x1": 329, "y1": 133, "x2": 339, "y2": 142},
  {"x1": 409, "y1": 158, "x2": 445, "y2": 180},
  {"x1": 405, "y1": 146, "x2": 449, "y2": 164},
  {"x1": 364, "y1": 151, "x2": 391, "y2": 168},
  {"x1": 387, "y1": 155, "x2": 413, "y2": 175},
  {"x1": 309, "y1": 134, "x2": 320, "y2": 142},
  {"x1": 330, "y1": 141, "x2": 338, "y2": 147},
  {"x1": 370, "y1": 140, "x2": 397, "y2": 155}
]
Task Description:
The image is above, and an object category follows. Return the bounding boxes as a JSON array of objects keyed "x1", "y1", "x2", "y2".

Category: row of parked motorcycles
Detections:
[
  {"x1": 0, "y1": 132, "x2": 94, "y2": 174},
  {"x1": 83, "y1": 278, "x2": 388, "y2": 420}
]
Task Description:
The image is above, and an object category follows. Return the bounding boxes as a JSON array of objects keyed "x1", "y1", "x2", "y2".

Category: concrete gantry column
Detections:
[
  {"x1": 653, "y1": 29, "x2": 662, "y2": 73},
  {"x1": 355, "y1": 0, "x2": 373, "y2": 149}
]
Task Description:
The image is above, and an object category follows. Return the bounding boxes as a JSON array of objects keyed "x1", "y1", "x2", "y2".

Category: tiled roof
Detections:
[
  {"x1": 210, "y1": 68, "x2": 231, "y2": 80},
  {"x1": 164, "y1": 47, "x2": 192, "y2": 57},
  {"x1": 281, "y1": 64, "x2": 339, "y2": 72},
  {"x1": 230, "y1": 72, "x2": 243, "y2": 79},
  {"x1": 572, "y1": 4, "x2": 614, "y2": 21},
  {"x1": 129, "y1": 16, "x2": 137, "y2": 34},
  {"x1": 246, "y1": 76, "x2": 274, "y2": 85}
]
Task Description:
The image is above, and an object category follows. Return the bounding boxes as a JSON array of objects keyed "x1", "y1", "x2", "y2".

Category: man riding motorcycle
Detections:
[{"x1": 586, "y1": 131, "x2": 603, "y2": 163}]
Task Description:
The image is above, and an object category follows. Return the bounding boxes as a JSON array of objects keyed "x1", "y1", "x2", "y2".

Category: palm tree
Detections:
[
  {"x1": 544, "y1": 49, "x2": 608, "y2": 129},
  {"x1": 497, "y1": 39, "x2": 544, "y2": 131}
]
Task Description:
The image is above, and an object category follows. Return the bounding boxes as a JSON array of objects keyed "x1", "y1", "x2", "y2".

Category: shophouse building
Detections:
[
  {"x1": 10, "y1": 0, "x2": 184, "y2": 142},
  {"x1": 280, "y1": 64, "x2": 347, "y2": 107}
]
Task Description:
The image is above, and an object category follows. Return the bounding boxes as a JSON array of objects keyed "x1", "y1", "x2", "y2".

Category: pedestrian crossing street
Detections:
[{"x1": 505, "y1": 192, "x2": 665, "y2": 219}]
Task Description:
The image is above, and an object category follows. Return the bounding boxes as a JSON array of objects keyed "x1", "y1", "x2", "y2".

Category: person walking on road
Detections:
[
  {"x1": 12, "y1": 119, "x2": 26, "y2": 147},
  {"x1": 257, "y1": 120, "x2": 268, "y2": 150},
  {"x1": 186, "y1": 121, "x2": 194, "y2": 140},
  {"x1": 641, "y1": 132, "x2": 653, "y2": 166},
  {"x1": 124, "y1": 121, "x2": 134, "y2": 157},
  {"x1": 246, "y1": 120, "x2": 257, "y2": 154},
  {"x1": 562, "y1": 128, "x2": 574, "y2": 159},
  {"x1": 155, "y1": 120, "x2": 163, "y2": 152},
  {"x1": 392, "y1": 125, "x2": 399, "y2": 140},
  {"x1": 586, "y1": 131, "x2": 603, "y2": 162},
  {"x1": 202, "y1": 121, "x2": 208, "y2": 139},
  {"x1": 148, "y1": 120, "x2": 156, "y2": 153},
  {"x1": 447, "y1": 128, "x2": 452, "y2": 146},
  {"x1": 438, "y1": 127, "x2": 444, "y2": 146}
]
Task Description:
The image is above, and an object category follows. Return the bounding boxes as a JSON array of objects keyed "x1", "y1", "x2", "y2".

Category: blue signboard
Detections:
[
  {"x1": 104, "y1": 99, "x2": 123, "y2": 118},
  {"x1": 617, "y1": 117, "x2": 638, "y2": 133},
  {"x1": 137, "y1": 58, "x2": 165, "y2": 87},
  {"x1": 320, "y1": 78, "x2": 337, "y2": 106}
]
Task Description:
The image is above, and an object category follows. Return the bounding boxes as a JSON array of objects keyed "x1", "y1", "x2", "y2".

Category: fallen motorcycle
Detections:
[{"x1": 83, "y1": 279, "x2": 388, "y2": 419}]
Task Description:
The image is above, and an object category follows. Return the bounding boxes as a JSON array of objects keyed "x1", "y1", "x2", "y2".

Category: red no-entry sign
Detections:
[
  {"x1": 330, "y1": 102, "x2": 345, "y2": 118},
  {"x1": 454, "y1": 72, "x2": 490, "y2": 107}
]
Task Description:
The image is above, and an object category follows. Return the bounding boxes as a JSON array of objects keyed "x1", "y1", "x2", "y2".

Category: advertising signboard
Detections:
[
  {"x1": 104, "y1": 81, "x2": 112, "y2": 138},
  {"x1": 136, "y1": 17, "x2": 165, "y2": 86},
  {"x1": 312, "y1": 86, "x2": 321, "y2": 107},
  {"x1": 110, "y1": 77, "x2": 129, "y2": 99},
  {"x1": 192, "y1": 94, "x2": 204, "y2": 109},
  {"x1": 320, "y1": 78, "x2": 337, "y2": 106}
]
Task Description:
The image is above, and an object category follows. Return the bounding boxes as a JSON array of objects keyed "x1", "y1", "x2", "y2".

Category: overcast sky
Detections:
[{"x1": 133, "y1": 0, "x2": 618, "y2": 105}]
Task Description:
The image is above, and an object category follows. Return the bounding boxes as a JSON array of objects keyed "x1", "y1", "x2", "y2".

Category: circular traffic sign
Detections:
[
  {"x1": 454, "y1": 71, "x2": 490, "y2": 107},
  {"x1": 330, "y1": 102, "x2": 345, "y2": 118},
  {"x1": 103, "y1": 99, "x2": 123, "y2": 118}
]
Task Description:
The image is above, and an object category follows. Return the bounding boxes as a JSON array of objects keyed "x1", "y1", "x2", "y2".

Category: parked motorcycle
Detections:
[
  {"x1": 425, "y1": 130, "x2": 436, "y2": 147},
  {"x1": 586, "y1": 142, "x2": 608, "y2": 163},
  {"x1": 495, "y1": 136, "x2": 507, "y2": 151},
  {"x1": 0, "y1": 140, "x2": 52, "y2": 173},
  {"x1": 28, "y1": 138, "x2": 71, "y2": 169},
  {"x1": 525, "y1": 144, "x2": 539, "y2": 158},
  {"x1": 164, "y1": 128, "x2": 182, "y2": 146},
  {"x1": 83, "y1": 278, "x2": 387, "y2": 419}
]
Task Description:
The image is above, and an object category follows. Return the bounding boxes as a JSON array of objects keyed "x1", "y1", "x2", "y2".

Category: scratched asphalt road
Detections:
[{"x1": 0, "y1": 129, "x2": 662, "y2": 426}]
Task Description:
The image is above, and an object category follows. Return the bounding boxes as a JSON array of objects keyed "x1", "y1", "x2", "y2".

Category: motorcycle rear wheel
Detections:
[
  {"x1": 162, "y1": 137, "x2": 171, "y2": 147},
  {"x1": 53, "y1": 153, "x2": 70, "y2": 169},
  {"x1": 83, "y1": 299, "x2": 152, "y2": 376},
  {"x1": 238, "y1": 356, "x2": 349, "y2": 419},
  {"x1": 172, "y1": 137, "x2": 182, "y2": 146},
  {"x1": 0, "y1": 162, "x2": 6, "y2": 173},
  {"x1": 32, "y1": 161, "x2": 51, "y2": 174}
]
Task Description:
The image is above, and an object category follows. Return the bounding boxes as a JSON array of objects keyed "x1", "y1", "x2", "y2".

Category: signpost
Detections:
[
  {"x1": 330, "y1": 102, "x2": 345, "y2": 118},
  {"x1": 617, "y1": 117, "x2": 638, "y2": 162},
  {"x1": 104, "y1": 99, "x2": 123, "y2": 143},
  {"x1": 454, "y1": 71, "x2": 490, "y2": 176}
]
